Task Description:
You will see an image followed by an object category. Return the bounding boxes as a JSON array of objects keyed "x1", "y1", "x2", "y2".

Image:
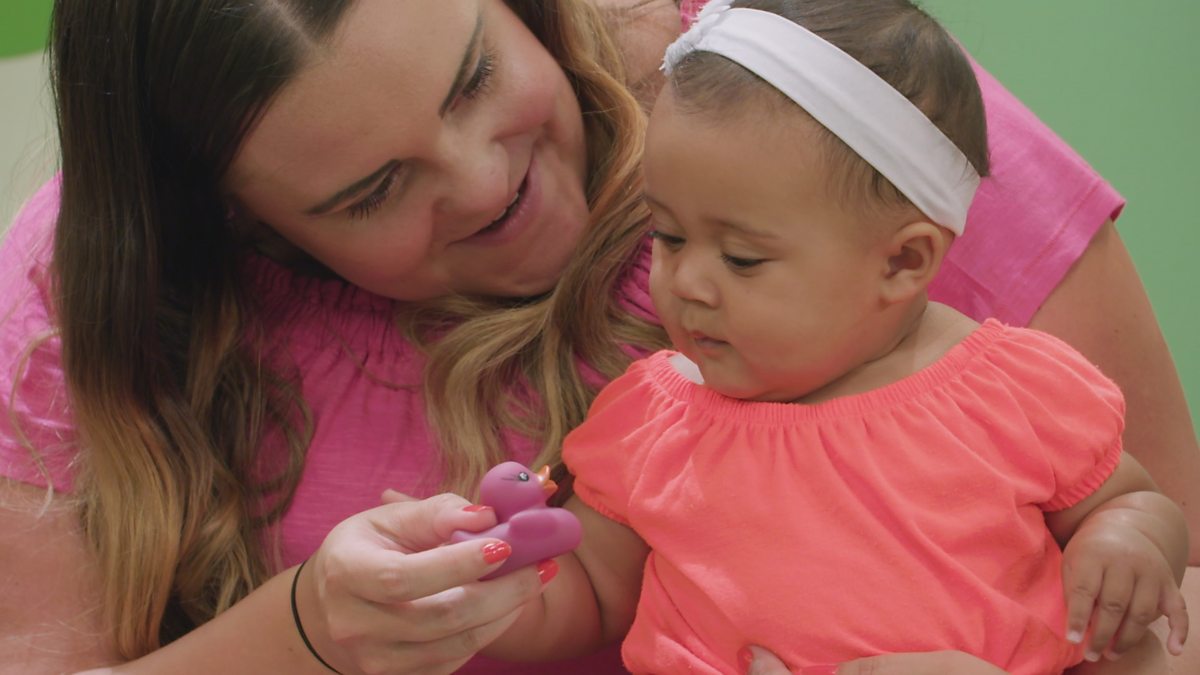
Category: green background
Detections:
[
  {"x1": 919, "y1": 0, "x2": 1198, "y2": 428},
  {"x1": 1, "y1": 1, "x2": 1196, "y2": 426},
  {"x1": 0, "y1": 0, "x2": 51, "y2": 58}
]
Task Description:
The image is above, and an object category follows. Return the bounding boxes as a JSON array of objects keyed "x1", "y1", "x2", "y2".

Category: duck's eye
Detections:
[{"x1": 518, "y1": 472, "x2": 530, "y2": 482}]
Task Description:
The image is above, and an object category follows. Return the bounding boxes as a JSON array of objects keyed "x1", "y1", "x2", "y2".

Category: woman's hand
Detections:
[
  {"x1": 298, "y1": 492, "x2": 547, "y2": 675},
  {"x1": 742, "y1": 645, "x2": 1007, "y2": 675}
]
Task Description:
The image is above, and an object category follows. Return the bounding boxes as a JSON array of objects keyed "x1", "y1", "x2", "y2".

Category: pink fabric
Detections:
[
  {"x1": 932, "y1": 61, "x2": 1124, "y2": 325},
  {"x1": 564, "y1": 322, "x2": 1125, "y2": 674},
  {"x1": 679, "y1": 0, "x2": 1125, "y2": 326},
  {"x1": 0, "y1": 177, "x2": 633, "y2": 674},
  {"x1": 0, "y1": 178, "x2": 76, "y2": 491}
]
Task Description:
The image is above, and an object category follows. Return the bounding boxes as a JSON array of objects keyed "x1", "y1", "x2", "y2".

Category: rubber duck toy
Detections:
[{"x1": 450, "y1": 461, "x2": 582, "y2": 580}]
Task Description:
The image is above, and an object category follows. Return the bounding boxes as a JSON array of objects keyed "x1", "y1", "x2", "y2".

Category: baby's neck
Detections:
[{"x1": 797, "y1": 300, "x2": 978, "y2": 405}]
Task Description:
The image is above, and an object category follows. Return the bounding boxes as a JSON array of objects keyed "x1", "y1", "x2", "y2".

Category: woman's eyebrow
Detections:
[
  {"x1": 303, "y1": 6, "x2": 483, "y2": 217},
  {"x1": 305, "y1": 160, "x2": 399, "y2": 216}
]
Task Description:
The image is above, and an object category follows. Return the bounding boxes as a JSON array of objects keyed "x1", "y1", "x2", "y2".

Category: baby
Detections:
[{"x1": 480, "y1": 1, "x2": 1189, "y2": 673}]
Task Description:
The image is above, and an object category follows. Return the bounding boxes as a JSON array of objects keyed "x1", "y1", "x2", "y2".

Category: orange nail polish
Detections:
[
  {"x1": 482, "y1": 541, "x2": 511, "y2": 564},
  {"x1": 463, "y1": 504, "x2": 493, "y2": 513},
  {"x1": 536, "y1": 559, "x2": 559, "y2": 584}
]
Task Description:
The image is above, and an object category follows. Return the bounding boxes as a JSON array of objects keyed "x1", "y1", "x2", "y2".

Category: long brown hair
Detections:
[{"x1": 48, "y1": 0, "x2": 664, "y2": 658}]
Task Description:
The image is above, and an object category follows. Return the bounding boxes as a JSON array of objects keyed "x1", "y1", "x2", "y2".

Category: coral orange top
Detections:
[{"x1": 563, "y1": 321, "x2": 1124, "y2": 675}]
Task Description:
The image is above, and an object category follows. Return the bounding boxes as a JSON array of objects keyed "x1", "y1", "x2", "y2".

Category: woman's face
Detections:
[{"x1": 229, "y1": 0, "x2": 589, "y2": 300}]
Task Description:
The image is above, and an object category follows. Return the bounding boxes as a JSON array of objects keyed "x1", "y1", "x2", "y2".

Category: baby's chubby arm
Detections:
[
  {"x1": 1045, "y1": 451, "x2": 1189, "y2": 662},
  {"x1": 482, "y1": 496, "x2": 649, "y2": 661}
]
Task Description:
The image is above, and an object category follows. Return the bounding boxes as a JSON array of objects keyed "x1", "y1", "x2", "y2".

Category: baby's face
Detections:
[{"x1": 643, "y1": 89, "x2": 888, "y2": 402}]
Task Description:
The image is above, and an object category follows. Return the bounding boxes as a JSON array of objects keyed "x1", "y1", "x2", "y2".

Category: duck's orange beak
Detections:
[{"x1": 537, "y1": 465, "x2": 558, "y2": 495}]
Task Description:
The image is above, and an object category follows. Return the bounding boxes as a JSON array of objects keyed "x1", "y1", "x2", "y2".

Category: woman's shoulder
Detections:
[
  {"x1": 0, "y1": 177, "x2": 77, "y2": 493},
  {"x1": 1, "y1": 176, "x2": 60, "y2": 339},
  {"x1": 931, "y1": 59, "x2": 1124, "y2": 326},
  {"x1": 1, "y1": 176, "x2": 60, "y2": 274}
]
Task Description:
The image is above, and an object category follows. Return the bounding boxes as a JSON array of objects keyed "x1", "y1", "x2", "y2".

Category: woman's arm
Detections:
[
  {"x1": 1029, "y1": 220, "x2": 1200, "y2": 561},
  {"x1": 0, "y1": 479, "x2": 546, "y2": 675},
  {"x1": 0, "y1": 479, "x2": 120, "y2": 672}
]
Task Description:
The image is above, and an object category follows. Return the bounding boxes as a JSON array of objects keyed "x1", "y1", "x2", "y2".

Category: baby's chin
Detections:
[{"x1": 703, "y1": 374, "x2": 809, "y2": 404}]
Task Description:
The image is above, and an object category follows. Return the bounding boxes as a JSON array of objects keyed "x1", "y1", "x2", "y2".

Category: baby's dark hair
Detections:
[{"x1": 667, "y1": 0, "x2": 989, "y2": 218}]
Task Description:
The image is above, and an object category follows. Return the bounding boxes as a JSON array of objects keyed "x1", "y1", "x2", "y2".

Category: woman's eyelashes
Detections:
[
  {"x1": 461, "y1": 47, "x2": 497, "y2": 102},
  {"x1": 348, "y1": 171, "x2": 398, "y2": 221}
]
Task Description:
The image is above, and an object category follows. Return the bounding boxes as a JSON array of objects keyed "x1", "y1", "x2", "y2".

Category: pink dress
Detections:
[{"x1": 563, "y1": 322, "x2": 1124, "y2": 674}]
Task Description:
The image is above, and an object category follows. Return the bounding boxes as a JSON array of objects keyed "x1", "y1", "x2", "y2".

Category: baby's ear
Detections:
[{"x1": 878, "y1": 220, "x2": 954, "y2": 304}]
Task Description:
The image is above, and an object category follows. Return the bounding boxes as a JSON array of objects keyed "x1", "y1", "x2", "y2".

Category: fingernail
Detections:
[
  {"x1": 1084, "y1": 650, "x2": 1100, "y2": 662},
  {"x1": 799, "y1": 666, "x2": 839, "y2": 675},
  {"x1": 1066, "y1": 629, "x2": 1083, "y2": 643},
  {"x1": 737, "y1": 646, "x2": 754, "y2": 672},
  {"x1": 1103, "y1": 649, "x2": 1122, "y2": 661},
  {"x1": 463, "y1": 504, "x2": 493, "y2": 513},
  {"x1": 482, "y1": 541, "x2": 511, "y2": 564},
  {"x1": 537, "y1": 559, "x2": 559, "y2": 584}
]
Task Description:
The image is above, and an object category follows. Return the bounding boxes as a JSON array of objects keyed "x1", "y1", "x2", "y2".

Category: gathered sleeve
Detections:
[
  {"x1": 972, "y1": 327, "x2": 1125, "y2": 512},
  {"x1": 561, "y1": 356, "x2": 668, "y2": 525}
]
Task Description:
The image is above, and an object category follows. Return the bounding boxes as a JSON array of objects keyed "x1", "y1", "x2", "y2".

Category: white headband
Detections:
[{"x1": 661, "y1": 0, "x2": 979, "y2": 234}]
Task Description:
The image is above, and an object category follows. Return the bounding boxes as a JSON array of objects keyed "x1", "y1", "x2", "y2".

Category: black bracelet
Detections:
[{"x1": 290, "y1": 559, "x2": 344, "y2": 674}]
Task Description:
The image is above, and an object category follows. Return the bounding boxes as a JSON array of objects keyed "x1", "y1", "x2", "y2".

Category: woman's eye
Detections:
[
  {"x1": 347, "y1": 171, "x2": 398, "y2": 221},
  {"x1": 461, "y1": 48, "x2": 496, "y2": 101},
  {"x1": 722, "y1": 253, "x2": 765, "y2": 270},
  {"x1": 649, "y1": 229, "x2": 685, "y2": 248}
]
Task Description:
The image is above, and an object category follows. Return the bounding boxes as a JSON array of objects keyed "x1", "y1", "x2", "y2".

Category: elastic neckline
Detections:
[{"x1": 648, "y1": 319, "x2": 1007, "y2": 424}]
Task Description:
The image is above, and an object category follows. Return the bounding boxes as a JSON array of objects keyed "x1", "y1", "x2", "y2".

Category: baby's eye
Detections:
[
  {"x1": 721, "y1": 253, "x2": 765, "y2": 270},
  {"x1": 649, "y1": 229, "x2": 685, "y2": 248}
]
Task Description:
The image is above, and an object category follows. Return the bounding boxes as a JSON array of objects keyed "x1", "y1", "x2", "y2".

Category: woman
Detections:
[{"x1": 0, "y1": 1, "x2": 1195, "y2": 674}]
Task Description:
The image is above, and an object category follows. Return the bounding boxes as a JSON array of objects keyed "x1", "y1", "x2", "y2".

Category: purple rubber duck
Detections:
[{"x1": 450, "y1": 461, "x2": 582, "y2": 580}]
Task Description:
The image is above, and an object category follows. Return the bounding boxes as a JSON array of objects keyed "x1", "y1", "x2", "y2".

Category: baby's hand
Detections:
[{"x1": 1061, "y1": 518, "x2": 1188, "y2": 662}]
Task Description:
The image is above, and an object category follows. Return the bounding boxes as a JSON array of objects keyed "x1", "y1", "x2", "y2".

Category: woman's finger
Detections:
[
  {"x1": 380, "y1": 488, "x2": 417, "y2": 504},
  {"x1": 371, "y1": 492, "x2": 492, "y2": 547},
  {"x1": 387, "y1": 607, "x2": 526, "y2": 673},
  {"x1": 742, "y1": 644, "x2": 792, "y2": 674},
  {"x1": 328, "y1": 535, "x2": 521, "y2": 606},
  {"x1": 835, "y1": 650, "x2": 1007, "y2": 674},
  {"x1": 371, "y1": 565, "x2": 546, "y2": 643}
]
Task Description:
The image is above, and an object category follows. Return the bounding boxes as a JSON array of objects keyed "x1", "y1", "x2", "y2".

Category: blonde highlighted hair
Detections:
[
  {"x1": 412, "y1": 0, "x2": 667, "y2": 495},
  {"x1": 46, "y1": 0, "x2": 664, "y2": 660}
]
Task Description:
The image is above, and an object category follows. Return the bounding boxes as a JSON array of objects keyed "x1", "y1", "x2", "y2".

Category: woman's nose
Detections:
[{"x1": 430, "y1": 127, "x2": 513, "y2": 230}]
